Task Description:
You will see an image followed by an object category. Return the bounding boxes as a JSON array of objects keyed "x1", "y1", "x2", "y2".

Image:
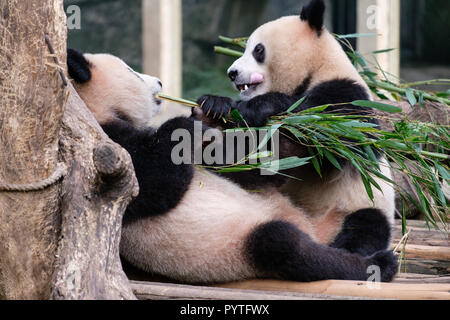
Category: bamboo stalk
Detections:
[
  {"x1": 218, "y1": 35, "x2": 248, "y2": 49},
  {"x1": 214, "y1": 46, "x2": 244, "y2": 58},
  {"x1": 401, "y1": 79, "x2": 450, "y2": 88},
  {"x1": 366, "y1": 79, "x2": 450, "y2": 105},
  {"x1": 157, "y1": 93, "x2": 200, "y2": 108}
]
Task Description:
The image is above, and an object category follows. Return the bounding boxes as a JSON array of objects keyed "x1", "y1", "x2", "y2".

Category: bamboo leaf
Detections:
[
  {"x1": 282, "y1": 115, "x2": 322, "y2": 125},
  {"x1": 286, "y1": 96, "x2": 307, "y2": 113},
  {"x1": 435, "y1": 161, "x2": 450, "y2": 180},
  {"x1": 372, "y1": 48, "x2": 395, "y2": 54},
  {"x1": 260, "y1": 157, "x2": 312, "y2": 171},
  {"x1": 351, "y1": 100, "x2": 403, "y2": 113},
  {"x1": 256, "y1": 124, "x2": 282, "y2": 151},
  {"x1": 337, "y1": 33, "x2": 378, "y2": 39},
  {"x1": 361, "y1": 174, "x2": 375, "y2": 202},
  {"x1": 230, "y1": 109, "x2": 244, "y2": 122},
  {"x1": 324, "y1": 150, "x2": 342, "y2": 171},
  {"x1": 405, "y1": 88, "x2": 417, "y2": 107}
]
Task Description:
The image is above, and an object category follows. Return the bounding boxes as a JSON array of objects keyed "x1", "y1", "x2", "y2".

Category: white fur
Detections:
[
  {"x1": 120, "y1": 169, "x2": 317, "y2": 283},
  {"x1": 73, "y1": 54, "x2": 163, "y2": 129}
]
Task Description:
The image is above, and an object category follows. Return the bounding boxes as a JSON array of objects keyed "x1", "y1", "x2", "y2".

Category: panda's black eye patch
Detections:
[{"x1": 252, "y1": 43, "x2": 266, "y2": 63}]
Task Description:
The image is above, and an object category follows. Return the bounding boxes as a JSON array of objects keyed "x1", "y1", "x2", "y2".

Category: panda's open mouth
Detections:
[
  {"x1": 153, "y1": 92, "x2": 163, "y2": 105},
  {"x1": 236, "y1": 83, "x2": 260, "y2": 93},
  {"x1": 235, "y1": 73, "x2": 265, "y2": 94}
]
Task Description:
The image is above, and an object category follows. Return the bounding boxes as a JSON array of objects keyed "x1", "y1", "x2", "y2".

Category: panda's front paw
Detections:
[
  {"x1": 367, "y1": 250, "x2": 398, "y2": 283},
  {"x1": 197, "y1": 95, "x2": 234, "y2": 120}
]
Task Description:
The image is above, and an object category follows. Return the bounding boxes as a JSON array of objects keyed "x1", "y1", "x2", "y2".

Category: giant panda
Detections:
[
  {"x1": 195, "y1": 0, "x2": 396, "y2": 256},
  {"x1": 67, "y1": 48, "x2": 398, "y2": 284}
]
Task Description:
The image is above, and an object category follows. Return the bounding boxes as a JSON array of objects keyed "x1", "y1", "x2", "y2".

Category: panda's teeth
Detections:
[{"x1": 237, "y1": 84, "x2": 252, "y2": 93}]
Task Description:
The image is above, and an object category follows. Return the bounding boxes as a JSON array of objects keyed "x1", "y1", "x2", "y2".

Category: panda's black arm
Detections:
[
  {"x1": 197, "y1": 79, "x2": 377, "y2": 188},
  {"x1": 101, "y1": 117, "x2": 196, "y2": 225},
  {"x1": 198, "y1": 79, "x2": 376, "y2": 129},
  {"x1": 292, "y1": 79, "x2": 378, "y2": 125},
  {"x1": 197, "y1": 93, "x2": 298, "y2": 128}
]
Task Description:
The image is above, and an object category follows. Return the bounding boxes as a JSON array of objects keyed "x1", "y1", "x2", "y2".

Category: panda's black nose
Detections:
[
  {"x1": 158, "y1": 80, "x2": 163, "y2": 88},
  {"x1": 228, "y1": 70, "x2": 238, "y2": 82}
]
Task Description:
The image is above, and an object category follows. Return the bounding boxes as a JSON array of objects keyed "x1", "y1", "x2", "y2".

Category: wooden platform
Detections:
[{"x1": 129, "y1": 220, "x2": 450, "y2": 300}]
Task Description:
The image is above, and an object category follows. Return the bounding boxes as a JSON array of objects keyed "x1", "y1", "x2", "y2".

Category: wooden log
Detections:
[
  {"x1": 394, "y1": 245, "x2": 450, "y2": 261},
  {"x1": 130, "y1": 281, "x2": 364, "y2": 301},
  {"x1": 394, "y1": 273, "x2": 450, "y2": 284},
  {"x1": 399, "y1": 259, "x2": 450, "y2": 276},
  {"x1": 0, "y1": 0, "x2": 67, "y2": 299},
  {"x1": 50, "y1": 84, "x2": 139, "y2": 300},
  {"x1": 217, "y1": 280, "x2": 450, "y2": 300},
  {"x1": 393, "y1": 221, "x2": 449, "y2": 247},
  {"x1": 398, "y1": 220, "x2": 448, "y2": 230}
]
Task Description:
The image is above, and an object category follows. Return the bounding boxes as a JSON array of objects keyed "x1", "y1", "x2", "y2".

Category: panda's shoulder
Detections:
[
  {"x1": 307, "y1": 78, "x2": 369, "y2": 101},
  {"x1": 101, "y1": 120, "x2": 156, "y2": 149}
]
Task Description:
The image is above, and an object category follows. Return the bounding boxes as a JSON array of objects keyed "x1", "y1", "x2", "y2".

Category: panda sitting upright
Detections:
[
  {"x1": 196, "y1": 0, "x2": 396, "y2": 256},
  {"x1": 67, "y1": 48, "x2": 398, "y2": 284}
]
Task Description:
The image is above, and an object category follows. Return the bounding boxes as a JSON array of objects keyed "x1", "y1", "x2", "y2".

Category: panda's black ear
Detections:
[
  {"x1": 300, "y1": 0, "x2": 325, "y2": 35},
  {"x1": 67, "y1": 48, "x2": 92, "y2": 83}
]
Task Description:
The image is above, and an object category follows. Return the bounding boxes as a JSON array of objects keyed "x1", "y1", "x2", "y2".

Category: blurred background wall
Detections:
[{"x1": 65, "y1": 0, "x2": 450, "y2": 101}]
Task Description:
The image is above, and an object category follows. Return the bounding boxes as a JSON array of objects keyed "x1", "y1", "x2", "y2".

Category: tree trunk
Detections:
[{"x1": 0, "y1": 1, "x2": 138, "y2": 300}]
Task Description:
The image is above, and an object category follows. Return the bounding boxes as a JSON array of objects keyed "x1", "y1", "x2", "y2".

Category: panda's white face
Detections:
[
  {"x1": 228, "y1": 16, "x2": 319, "y2": 101},
  {"x1": 74, "y1": 54, "x2": 163, "y2": 129},
  {"x1": 227, "y1": 16, "x2": 366, "y2": 100},
  {"x1": 227, "y1": 33, "x2": 272, "y2": 101}
]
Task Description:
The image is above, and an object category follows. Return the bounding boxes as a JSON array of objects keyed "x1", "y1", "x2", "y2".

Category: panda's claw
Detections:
[{"x1": 197, "y1": 95, "x2": 234, "y2": 120}]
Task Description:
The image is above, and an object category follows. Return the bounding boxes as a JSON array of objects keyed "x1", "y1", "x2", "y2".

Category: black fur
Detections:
[
  {"x1": 101, "y1": 117, "x2": 197, "y2": 225},
  {"x1": 196, "y1": 78, "x2": 378, "y2": 187},
  {"x1": 299, "y1": 79, "x2": 377, "y2": 125},
  {"x1": 197, "y1": 95, "x2": 235, "y2": 122},
  {"x1": 197, "y1": 78, "x2": 375, "y2": 129},
  {"x1": 245, "y1": 220, "x2": 398, "y2": 282},
  {"x1": 300, "y1": 0, "x2": 326, "y2": 36},
  {"x1": 292, "y1": 74, "x2": 312, "y2": 97},
  {"x1": 252, "y1": 43, "x2": 266, "y2": 64},
  {"x1": 67, "y1": 48, "x2": 92, "y2": 83},
  {"x1": 331, "y1": 209, "x2": 392, "y2": 256}
]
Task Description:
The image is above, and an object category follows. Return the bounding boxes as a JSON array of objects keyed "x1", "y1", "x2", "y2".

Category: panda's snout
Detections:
[{"x1": 228, "y1": 69, "x2": 238, "y2": 82}]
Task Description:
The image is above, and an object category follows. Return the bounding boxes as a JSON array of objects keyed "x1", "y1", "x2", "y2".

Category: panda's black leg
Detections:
[
  {"x1": 330, "y1": 209, "x2": 392, "y2": 257},
  {"x1": 245, "y1": 220, "x2": 398, "y2": 282}
]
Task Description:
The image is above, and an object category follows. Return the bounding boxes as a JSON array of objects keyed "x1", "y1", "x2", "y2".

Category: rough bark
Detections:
[
  {"x1": 0, "y1": 1, "x2": 138, "y2": 300},
  {"x1": 0, "y1": 0, "x2": 67, "y2": 300},
  {"x1": 50, "y1": 85, "x2": 138, "y2": 300}
]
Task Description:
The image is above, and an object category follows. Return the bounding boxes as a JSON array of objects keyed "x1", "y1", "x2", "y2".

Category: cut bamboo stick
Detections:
[{"x1": 157, "y1": 93, "x2": 200, "y2": 108}]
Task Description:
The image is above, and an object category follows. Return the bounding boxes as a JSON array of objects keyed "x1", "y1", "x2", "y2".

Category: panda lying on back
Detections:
[
  {"x1": 195, "y1": 0, "x2": 396, "y2": 255},
  {"x1": 67, "y1": 48, "x2": 398, "y2": 283}
]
